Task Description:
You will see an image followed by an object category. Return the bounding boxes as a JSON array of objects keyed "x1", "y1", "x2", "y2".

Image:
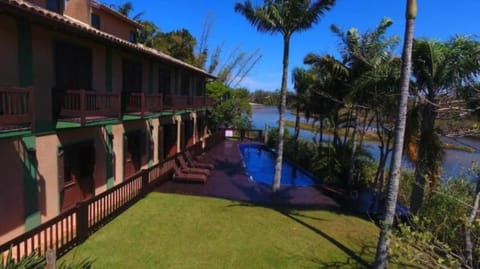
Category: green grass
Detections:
[{"x1": 61, "y1": 193, "x2": 383, "y2": 269}]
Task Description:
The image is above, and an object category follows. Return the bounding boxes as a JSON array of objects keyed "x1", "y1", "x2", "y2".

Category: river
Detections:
[{"x1": 251, "y1": 104, "x2": 480, "y2": 179}]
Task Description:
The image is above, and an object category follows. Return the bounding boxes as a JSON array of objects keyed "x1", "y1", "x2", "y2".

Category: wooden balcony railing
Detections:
[
  {"x1": 125, "y1": 93, "x2": 163, "y2": 117},
  {"x1": 164, "y1": 95, "x2": 189, "y2": 111},
  {"x1": 0, "y1": 87, "x2": 34, "y2": 131},
  {"x1": 59, "y1": 90, "x2": 121, "y2": 126},
  {"x1": 190, "y1": 96, "x2": 206, "y2": 109},
  {"x1": 206, "y1": 97, "x2": 215, "y2": 107}
]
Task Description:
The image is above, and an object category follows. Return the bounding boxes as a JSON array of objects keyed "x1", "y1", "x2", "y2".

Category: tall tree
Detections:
[
  {"x1": 373, "y1": 0, "x2": 417, "y2": 268},
  {"x1": 408, "y1": 37, "x2": 480, "y2": 214},
  {"x1": 111, "y1": 1, "x2": 144, "y2": 21},
  {"x1": 235, "y1": 0, "x2": 336, "y2": 192},
  {"x1": 292, "y1": 67, "x2": 313, "y2": 165}
]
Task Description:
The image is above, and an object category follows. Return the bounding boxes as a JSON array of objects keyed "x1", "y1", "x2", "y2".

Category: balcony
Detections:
[
  {"x1": 189, "y1": 96, "x2": 215, "y2": 109},
  {"x1": 206, "y1": 97, "x2": 215, "y2": 107},
  {"x1": 58, "y1": 90, "x2": 121, "y2": 126},
  {"x1": 190, "y1": 96, "x2": 205, "y2": 109},
  {"x1": 163, "y1": 95, "x2": 188, "y2": 111},
  {"x1": 125, "y1": 93, "x2": 163, "y2": 117},
  {"x1": 0, "y1": 87, "x2": 34, "y2": 132}
]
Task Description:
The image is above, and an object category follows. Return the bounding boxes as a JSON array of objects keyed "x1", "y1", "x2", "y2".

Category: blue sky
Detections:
[{"x1": 103, "y1": 0, "x2": 479, "y2": 91}]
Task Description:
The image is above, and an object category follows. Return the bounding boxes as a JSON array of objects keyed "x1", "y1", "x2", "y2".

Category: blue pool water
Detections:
[{"x1": 239, "y1": 143, "x2": 318, "y2": 186}]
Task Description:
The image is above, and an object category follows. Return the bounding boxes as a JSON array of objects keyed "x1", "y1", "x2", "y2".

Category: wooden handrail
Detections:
[
  {"x1": 0, "y1": 87, "x2": 34, "y2": 130},
  {"x1": 125, "y1": 93, "x2": 163, "y2": 117},
  {"x1": 60, "y1": 90, "x2": 121, "y2": 125}
]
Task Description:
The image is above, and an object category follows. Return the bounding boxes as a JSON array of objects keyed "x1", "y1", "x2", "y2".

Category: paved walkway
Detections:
[{"x1": 155, "y1": 140, "x2": 340, "y2": 209}]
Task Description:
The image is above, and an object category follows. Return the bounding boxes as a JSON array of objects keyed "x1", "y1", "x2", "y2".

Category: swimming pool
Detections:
[{"x1": 239, "y1": 143, "x2": 318, "y2": 187}]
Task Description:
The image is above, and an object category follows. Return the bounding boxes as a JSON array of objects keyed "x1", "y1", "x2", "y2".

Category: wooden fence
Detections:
[
  {"x1": 220, "y1": 128, "x2": 264, "y2": 142},
  {"x1": 0, "y1": 137, "x2": 224, "y2": 264}
]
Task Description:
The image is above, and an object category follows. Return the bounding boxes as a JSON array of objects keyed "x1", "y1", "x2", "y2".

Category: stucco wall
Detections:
[
  {"x1": 0, "y1": 139, "x2": 25, "y2": 244},
  {"x1": 34, "y1": 134, "x2": 59, "y2": 221},
  {"x1": 94, "y1": 8, "x2": 135, "y2": 42},
  {"x1": 64, "y1": 0, "x2": 90, "y2": 24},
  {"x1": 0, "y1": 15, "x2": 19, "y2": 86},
  {"x1": 151, "y1": 118, "x2": 160, "y2": 164}
]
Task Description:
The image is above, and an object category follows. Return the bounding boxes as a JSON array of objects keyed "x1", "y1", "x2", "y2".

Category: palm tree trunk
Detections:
[
  {"x1": 273, "y1": 36, "x2": 290, "y2": 193},
  {"x1": 373, "y1": 1, "x2": 416, "y2": 268},
  {"x1": 293, "y1": 104, "x2": 301, "y2": 159},
  {"x1": 348, "y1": 110, "x2": 358, "y2": 187},
  {"x1": 292, "y1": 103, "x2": 301, "y2": 177},
  {"x1": 410, "y1": 103, "x2": 438, "y2": 214},
  {"x1": 465, "y1": 181, "x2": 480, "y2": 269}
]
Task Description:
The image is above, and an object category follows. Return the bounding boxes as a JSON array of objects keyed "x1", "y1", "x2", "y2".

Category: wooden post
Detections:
[
  {"x1": 46, "y1": 249, "x2": 56, "y2": 269},
  {"x1": 76, "y1": 201, "x2": 89, "y2": 243},
  {"x1": 141, "y1": 93, "x2": 145, "y2": 118},
  {"x1": 141, "y1": 169, "x2": 149, "y2": 197},
  {"x1": 264, "y1": 124, "x2": 269, "y2": 144},
  {"x1": 116, "y1": 93, "x2": 122, "y2": 120},
  {"x1": 79, "y1": 90, "x2": 86, "y2": 126},
  {"x1": 29, "y1": 87, "x2": 36, "y2": 131}
]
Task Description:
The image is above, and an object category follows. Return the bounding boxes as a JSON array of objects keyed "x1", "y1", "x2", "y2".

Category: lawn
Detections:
[{"x1": 61, "y1": 192, "x2": 381, "y2": 269}]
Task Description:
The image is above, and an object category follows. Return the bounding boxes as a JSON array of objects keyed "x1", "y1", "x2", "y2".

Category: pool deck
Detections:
[{"x1": 155, "y1": 140, "x2": 341, "y2": 209}]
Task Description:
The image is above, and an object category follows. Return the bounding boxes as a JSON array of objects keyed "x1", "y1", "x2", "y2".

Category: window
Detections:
[
  {"x1": 60, "y1": 141, "x2": 95, "y2": 184},
  {"x1": 129, "y1": 30, "x2": 137, "y2": 43},
  {"x1": 124, "y1": 130, "x2": 150, "y2": 178},
  {"x1": 91, "y1": 13, "x2": 101, "y2": 30},
  {"x1": 122, "y1": 59, "x2": 142, "y2": 93},
  {"x1": 47, "y1": 0, "x2": 64, "y2": 13},
  {"x1": 180, "y1": 73, "x2": 190, "y2": 96},
  {"x1": 158, "y1": 67, "x2": 171, "y2": 94},
  {"x1": 196, "y1": 77, "x2": 205, "y2": 96},
  {"x1": 55, "y1": 42, "x2": 92, "y2": 90}
]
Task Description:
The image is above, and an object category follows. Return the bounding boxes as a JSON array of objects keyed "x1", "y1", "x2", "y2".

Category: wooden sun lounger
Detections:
[
  {"x1": 185, "y1": 151, "x2": 214, "y2": 170},
  {"x1": 176, "y1": 155, "x2": 210, "y2": 176},
  {"x1": 172, "y1": 162, "x2": 207, "y2": 183}
]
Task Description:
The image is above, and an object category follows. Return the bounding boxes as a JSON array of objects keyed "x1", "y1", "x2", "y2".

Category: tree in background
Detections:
[
  {"x1": 407, "y1": 37, "x2": 480, "y2": 214},
  {"x1": 235, "y1": 0, "x2": 336, "y2": 192},
  {"x1": 373, "y1": 0, "x2": 417, "y2": 268},
  {"x1": 291, "y1": 67, "x2": 314, "y2": 165},
  {"x1": 206, "y1": 81, "x2": 252, "y2": 129}
]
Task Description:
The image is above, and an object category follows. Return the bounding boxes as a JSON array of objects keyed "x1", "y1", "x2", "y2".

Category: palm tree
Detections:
[
  {"x1": 373, "y1": 0, "x2": 417, "y2": 268},
  {"x1": 112, "y1": 1, "x2": 144, "y2": 21},
  {"x1": 292, "y1": 67, "x2": 313, "y2": 164},
  {"x1": 235, "y1": 0, "x2": 336, "y2": 192},
  {"x1": 408, "y1": 37, "x2": 480, "y2": 214},
  {"x1": 304, "y1": 18, "x2": 399, "y2": 187}
]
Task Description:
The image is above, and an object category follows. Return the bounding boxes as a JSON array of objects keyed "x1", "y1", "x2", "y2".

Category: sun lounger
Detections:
[
  {"x1": 185, "y1": 151, "x2": 214, "y2": 170},
  {"x1": 176, "y1": 155, "x2": 210, "y2": 176},
  {"x1": 172, "y1": 162, "x2": 207, "y2": 183}
]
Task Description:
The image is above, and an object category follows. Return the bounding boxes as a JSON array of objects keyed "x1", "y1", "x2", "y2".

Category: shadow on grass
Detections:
[
  {"x1": 279, "y1": 208, "x2": 371, "y2": 268},
  {"x1": 228, "y1": 202, "x2": 372, "y2": 268}
]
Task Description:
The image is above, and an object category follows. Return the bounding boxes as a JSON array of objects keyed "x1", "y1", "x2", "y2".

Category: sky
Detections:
[{"x1": 102, "y1": 0, "x2": 480, "y2": 91}]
